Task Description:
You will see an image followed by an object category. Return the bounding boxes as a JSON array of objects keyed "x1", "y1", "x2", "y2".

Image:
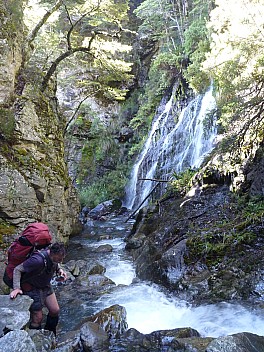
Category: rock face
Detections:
[
  {"x1": 125, "y1": 182, "x2": 264, "y2": 305},
  {"x1": 0, "y1": 1, "x2": 81, "y2": 241},
  {"x1": 0, "y1": 1, "x2": 23, "y2": 104}
]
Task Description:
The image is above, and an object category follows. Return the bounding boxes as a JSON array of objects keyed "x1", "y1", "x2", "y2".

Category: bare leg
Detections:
[
  {"x1": 45, "y1": 292, "x2": 60, "y2": 316},
  {"x1": 30, "y1": 310, "x2": 43, "y2": 328}
]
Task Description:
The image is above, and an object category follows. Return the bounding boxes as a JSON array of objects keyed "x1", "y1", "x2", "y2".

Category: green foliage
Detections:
[
  {"x1": 182, "y1": 5, "x2": 212, "y2": 92},
  {"x1": 128, "y1": 0, "x2": 215, "y2": 161},
  {"x1": 202, "y1": 0, "x2": 264, "y2": 137},
  {"x1": 72, "y1": 112, "x2": 133, "y2": 206},
  {"x1": 0, "y1": 107, "x2": 16, "y2": 142},
  {"x1": 24, "y1": 0, "x2": 133, "y2": 96},
  {"x1": 169, "y1": 168, "x2": 196, "y2": 196},
  {"x1": 133, "y1": 0, "x2": 214, "y2": 93},
  {"x1": 134, "y1": 0, "x2": 171, "y2": 40},
  {"x1": 148, "y1": 52, "x2": 182, "y2": 92},
  {"x1": 129, "y1": 52, "x2": 181, "y2": 143},
  {"x1": 78, "y1": 166, "x2": 129, "y2": 207},
  {"x1": 186, "y1": 195, "x2": 264, "y2": 266},
  {"x1": 0, "y1": 219, "x2": 16, "y2": 249},
  {"x1": 129, "y1": 97, "x2": 155, "y2": 133}
]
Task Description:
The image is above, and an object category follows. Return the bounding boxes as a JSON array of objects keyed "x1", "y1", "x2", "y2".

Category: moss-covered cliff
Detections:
[{"x1": 0, "y1": 0, "x2": 81, "y2": 244}]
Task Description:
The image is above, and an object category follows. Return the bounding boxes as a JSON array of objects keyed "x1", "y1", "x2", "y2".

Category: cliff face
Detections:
[{"x1": 0, "y1": 1, "x2": 81, "y2": 242}]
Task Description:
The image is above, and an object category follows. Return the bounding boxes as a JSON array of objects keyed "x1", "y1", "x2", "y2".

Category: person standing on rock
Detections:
[{"x1": 9, "y1": 242, "x2": 67, "y2": 335}]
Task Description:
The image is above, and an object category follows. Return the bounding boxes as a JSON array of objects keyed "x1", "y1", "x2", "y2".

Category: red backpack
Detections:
[{"x1": 3, "y1": 222, "x2": 52, "y2": 288}]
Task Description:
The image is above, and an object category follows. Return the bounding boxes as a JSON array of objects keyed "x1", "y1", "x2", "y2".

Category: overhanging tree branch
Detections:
[
  {"x1": 25, "y1": 0, "x2": 133, "y2": 93},
  {"x1": 41, "y1": 45, "x2": 95, "y2": 91},
  {"x1": 64, "y1": 6, "x2": 92, "y2": 50},
  {"x1": 41, "y1": 24, "x2": 127, "y2": 92}
]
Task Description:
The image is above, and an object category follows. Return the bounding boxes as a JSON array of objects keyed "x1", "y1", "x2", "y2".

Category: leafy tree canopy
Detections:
[
  {"x1": 202, "y1": 0, "x2": 264, "y2": 142},
  {"x1": 22, "y1": 0, "x2": 133, "y2": 100}
]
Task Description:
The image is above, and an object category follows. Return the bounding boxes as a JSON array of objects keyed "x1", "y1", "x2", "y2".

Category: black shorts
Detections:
[{"x1": 25, "y1": 286, "x2": 54, "y2": 311}]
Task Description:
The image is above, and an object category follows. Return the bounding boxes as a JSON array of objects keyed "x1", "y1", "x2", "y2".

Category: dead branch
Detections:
[
  {"x1": 125, "y1": 182, "x2": 161, "y2": 222},
  {"x1": 64, "y1": 89, "x2": 100, "y2": 135},
  {"x1": 139, "y1": 178, "x2": 170, "y2": 183}
]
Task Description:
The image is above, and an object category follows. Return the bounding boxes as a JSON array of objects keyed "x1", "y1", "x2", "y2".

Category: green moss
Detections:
[
  {"x1": 0, "y1": 219, "x2": 16, "y2": 249},
  {"x1": 14, "y1": 147, "x2": 28, "y2": 156},
  {"x1": 0, "y1": 107, "x2": 16, "y2": 142}
]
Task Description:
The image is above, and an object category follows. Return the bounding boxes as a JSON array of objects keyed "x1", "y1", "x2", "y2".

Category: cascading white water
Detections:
[
  {"x1": 94, "y1": 235, "x2": 264, "y2": 338},
  {"x1": 62, "y1": 216, "x2": 264, "y2": 339},
  {"x1": 123, "y1": 85, "x2": 217, "y2": 210}
]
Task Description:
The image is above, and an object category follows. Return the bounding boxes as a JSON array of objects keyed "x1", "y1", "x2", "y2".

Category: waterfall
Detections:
[{"x1": 123, "y1": 85, "x2": 217, "y2": 210}]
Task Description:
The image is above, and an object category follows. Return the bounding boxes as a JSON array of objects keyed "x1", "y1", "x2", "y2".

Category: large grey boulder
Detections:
[
  {"x1": 0, "y1": 330, "x2": 36, "y2": 352},
  {"x1": 80, "y1": 322, "x2": 109, "y2": 352},
  {"x1": 0, "y1": 295, "x2": 32, "y2": 336},
  {"x1": 206, "y1": 332, "x2": 264, "y2": 352}
]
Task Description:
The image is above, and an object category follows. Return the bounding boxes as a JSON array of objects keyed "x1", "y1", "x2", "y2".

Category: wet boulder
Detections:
[
  {"x1": 28, "y1": 329, "x2": 56, "y2": 351},
  {"x1": 53, "y1": 330, "x2": 81, "y2": 352},
  {"x1": 80, "y1": 322, "x2": 109, "y2": 352},
  {"x1": 88, "y1": 304, "x2": 128, "y2": 338},
  {"x1": 87, "y1": 199, "x2": 122, "y2": 220},
  {"x1": 110, "y1": 327, "x2": 207, "y2": 351},
  {"x1": 65, "y1": 259, "x2": 106, "y2": 277},
  {"x1": 206, "y1": 332, "x2": 264, "y2": 352},
  {"x1": 95, "y1": 244, "x2": 113, "y2": 253},
  {"x1": 67, "y1": 273, "x2": 116, "y2": 298}
]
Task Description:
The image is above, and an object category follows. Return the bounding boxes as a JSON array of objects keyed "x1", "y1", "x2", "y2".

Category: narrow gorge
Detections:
[{"x1": 0, "y1": 0, "x2": 264, "y2": 351}]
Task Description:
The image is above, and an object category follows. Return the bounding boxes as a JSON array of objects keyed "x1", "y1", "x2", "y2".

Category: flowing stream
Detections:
[{"x1": 60, "y1": 216, "x2": 264, "y2": 339}]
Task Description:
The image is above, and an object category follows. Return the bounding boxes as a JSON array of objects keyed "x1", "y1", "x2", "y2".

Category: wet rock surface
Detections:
[{"x1": 126, "y1": 184, "x2": 264, "y2": 306}]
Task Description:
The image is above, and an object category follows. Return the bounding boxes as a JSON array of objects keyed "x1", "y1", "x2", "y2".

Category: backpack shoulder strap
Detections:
[
  {"x1": 37, "y1": 250, "x2": 53, "y2": 273},
  {"x1": 38, "y1": 250, "x2": 48, "y2": 268}
]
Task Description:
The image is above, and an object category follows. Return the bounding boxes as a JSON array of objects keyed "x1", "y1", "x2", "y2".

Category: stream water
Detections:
[{"x1": 59, "y1": 216, "x2": 264, "y2": 339}]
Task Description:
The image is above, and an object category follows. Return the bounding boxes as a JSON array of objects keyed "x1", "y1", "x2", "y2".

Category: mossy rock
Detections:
[{"x1": 0, "y1": 219, "x2": 16, "y2": 249}]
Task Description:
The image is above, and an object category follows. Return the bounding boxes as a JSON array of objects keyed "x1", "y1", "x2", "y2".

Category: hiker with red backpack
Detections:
[{"x1": 3, "y1": 223, "x2": 67, "y2": 335}]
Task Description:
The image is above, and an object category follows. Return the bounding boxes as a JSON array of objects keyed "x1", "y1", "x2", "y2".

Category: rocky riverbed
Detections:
[{"x1": 1, "y1": 197, "x2": 264, "y2": 351}]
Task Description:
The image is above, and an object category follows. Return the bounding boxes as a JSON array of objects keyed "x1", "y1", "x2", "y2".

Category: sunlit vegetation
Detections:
[
  {"x1": 169, "y1": 168, "x2": 197, "y2": 196},
  {"x1": 22, "y1": 0, "x2": 134, "y2": 95},
  {"x1": 202, "y1": 0, "x2": 264, "y2": 143},
  {"x1": 1, "y1": 0, "x2": 264, "y2": 208}
]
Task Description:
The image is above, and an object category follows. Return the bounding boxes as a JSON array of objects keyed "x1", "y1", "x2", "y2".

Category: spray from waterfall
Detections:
[{"x1": 123, "y1": 85, "x2": 217, "y2": 211}]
